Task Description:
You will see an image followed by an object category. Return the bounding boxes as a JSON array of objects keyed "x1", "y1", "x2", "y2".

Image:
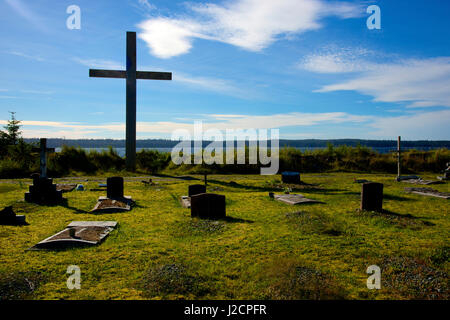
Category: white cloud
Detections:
[{"x1": 138, "y1": 0, "x2": 362, "y2": 58}]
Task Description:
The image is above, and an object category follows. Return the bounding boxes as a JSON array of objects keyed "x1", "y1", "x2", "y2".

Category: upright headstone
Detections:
[
  {"x1": 282, "y1": 171, "x2": 301, "y2": 184},
  {"x1": 107, "y1": 177, "x2": 124, "y2": 199},
  {"x1": 360, "y1": 182, "x2": 383, "y2": 212},
  {"x1": 188, "y1": 184, "x2": 207, "y2": 197},
  {"x1": 191, "y1": 193, "x2": 226, "y2": 219}
]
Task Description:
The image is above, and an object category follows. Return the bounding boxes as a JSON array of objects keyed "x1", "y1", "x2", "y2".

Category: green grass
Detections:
[{"x1": 0, "y1": 173, "x2": 448, "y2": 300}]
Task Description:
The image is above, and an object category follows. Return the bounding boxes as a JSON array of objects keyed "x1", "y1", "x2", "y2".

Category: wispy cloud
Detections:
[
  {"x1": 73, "y1": 58, "x2": 124, "y2": 70},
  {"x1": 6, "y1": 51, "x2": 45, "y2": 62},
  {"x1": 369, "y1": 110, "x2": 450, "y2": 139},
  {"x1": 137, "y1": 0, "x2": 156, "y2": 12},
  {"x1": 300, "y1": 48, "x2": 450, "y2": 108},
  {"x1": 317, "y1": 57, "x2": 450, "y2": 108},
  {"x1": 138, "y1": 0, "x2": 363, "y2": 58},
  {"x1": 0, "y1": 111, "x2": 370, "y2": 138},
  {"x1": 4, "y1": 0, "x2": 48, "y2": 32}
]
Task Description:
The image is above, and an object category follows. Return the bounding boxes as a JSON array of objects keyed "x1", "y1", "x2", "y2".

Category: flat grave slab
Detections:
[
  {"x1": 56, "y1": 184, "x2": 77, "y2": 193},
  {"x1": 30, "y1": 221, "x2": 117, "y2": 250},
  {"x1": 91, "y1": 196, "x2": 133, "y2": 213},
  {"x1": 274, "y1": 194, "x2": 323, "y2": 205},
  {"x1": 404, "y1": 187, "x2": 450, "y2": 199}
]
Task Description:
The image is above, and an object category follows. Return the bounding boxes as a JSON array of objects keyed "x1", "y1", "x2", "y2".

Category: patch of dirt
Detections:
[
  {"x1": 140, "y1": 263, "x2": 213, "y2": 298},
  {"x1": 98, "y1": 199, "x2": 128, "y2": 208},
  {"x1": 0, "y1": 271, "x2": 46, "y2": 300},
  {"x1": 380, "y1": 256, "x2": 449, "y2": 300},
  {"x1": 50, "y1": 226, "x2": 110, "y2": 242}
]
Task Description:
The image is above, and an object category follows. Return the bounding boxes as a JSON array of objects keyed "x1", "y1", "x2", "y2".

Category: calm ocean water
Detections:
[{"x1": 54, "y1": 146, "x2": 443, "y2": 157}]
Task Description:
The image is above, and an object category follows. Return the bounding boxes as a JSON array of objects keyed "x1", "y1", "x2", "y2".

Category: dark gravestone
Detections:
[
  {"x1": 107, "y1": 177, "x2": 124, "y2": 199},
  {"x1": 0, "y1": 206, "x2": 26, "y2": 225},
  {"x1": 188, "y1": 184, "x2": 207, "y2": 197},
  {"x1": 361, "y1": 182, "x2": 383, "y2": 212},
  {"x1": 282, "y1": 171, "x2": 301, "y2": 184},
  {"x1": 191, "y1": 193, "x2": 226, "y2": 219}
]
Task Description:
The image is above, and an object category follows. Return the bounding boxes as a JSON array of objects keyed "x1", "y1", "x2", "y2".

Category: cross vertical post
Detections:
[
  {"x1": 397, "y1": 136, "x2": 401, "y2": 178},
  {"x1": 32, "y1": 138, "x2": 55, "y2": 178},
  {"x1": 126, "y1": 32, "x2": 137, "y2": 171},
  {"x1": 88, "y1": 31, "x2": 172, "y2": 172}
]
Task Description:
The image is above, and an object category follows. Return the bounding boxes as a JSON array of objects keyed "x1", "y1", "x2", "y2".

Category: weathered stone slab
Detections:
[
  {"x1": 191, "y1": 193, "x2": 226, "y2": 219},
  {"x1": 188, "y1": 184, "x2": 206, "y2": 197},
  {"x1": 361, "y1": 182, "x2": 383, "y2": 212},
  {"x1": 0, "y1": 206, "x2": 26, "y2": 225},
  {"x1": 274, "y1": 194, "x2": 322, "y2": 205},
  {"x1": 56, "y1": 184, "x2": 77, "y2": 193},
  {"x1": 282, "y1": 171, "x2": 301, "y2": 184},
  {"x1": 30, "y1": 221, "x2": 117, "y2": 250},
  {"x1": 400, "y1": 179, "x2": 442, "y2": 185},
  {"x1": 404, "y1": 187, "x2": 450, "y2": 199}
]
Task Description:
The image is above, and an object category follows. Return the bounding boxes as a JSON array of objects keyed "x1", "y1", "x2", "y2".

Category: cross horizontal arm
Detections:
[
  {"x1": 32, "y1": 148, "x2": 55, "y2": 153},
  {"x1": 89, "y1": 69, "x2": 126, "y2": 78},
  {"x1": 136, "y1": 71, "x2": 172, "y2": 80}
]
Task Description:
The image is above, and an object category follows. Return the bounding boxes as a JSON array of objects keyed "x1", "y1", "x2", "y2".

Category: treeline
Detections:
[
  {"x1": 1, "y1": 144, "x2": 449, "y2": 178},
  {"x1": 22, "y1": 138, "x2": 450, "y2": 149}
]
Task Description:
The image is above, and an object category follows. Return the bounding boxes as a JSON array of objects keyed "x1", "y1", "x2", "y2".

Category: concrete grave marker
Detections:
[
  {"x1": 191, "y1": 193, "x2": 226, "y2": 219},
  {"x1": 30, "y1": 221, "x2": 117, "y2": 250},
  {"x1": 274, "y1": 194, "x2": 322, "y2": 205},
  {"x1": 282, "y1": 171, "x2": 301, "y2": 184},
  {"x1": 360, "y1": 182, "x2": 383, "y2": 212}
]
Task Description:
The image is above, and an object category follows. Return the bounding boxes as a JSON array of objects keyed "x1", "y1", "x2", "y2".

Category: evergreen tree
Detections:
[{"x1": 2, "y1": 111, "x2": 22, "y2": 145}]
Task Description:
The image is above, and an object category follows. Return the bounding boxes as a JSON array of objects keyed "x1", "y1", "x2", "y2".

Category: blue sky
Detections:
[{"x1": 0, "y1": 0, "x2": 449, "y2": 140}]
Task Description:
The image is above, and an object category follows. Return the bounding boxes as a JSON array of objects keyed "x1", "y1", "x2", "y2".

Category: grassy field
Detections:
[{"x1": 0, "y1": 173, "x2": 448, "y2": 300}]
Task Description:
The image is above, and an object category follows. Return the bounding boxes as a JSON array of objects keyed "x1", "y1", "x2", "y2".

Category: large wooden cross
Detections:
[
  {"x1": 89, "y1": 31, "x2": 172, "y2": 170},
  {"x1": 32, "y1": 138, "x2": 55, "y2": 178}
]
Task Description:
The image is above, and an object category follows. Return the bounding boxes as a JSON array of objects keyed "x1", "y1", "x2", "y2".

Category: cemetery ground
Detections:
[{"x1": 0, "y1": 173, "x2": 448, "y2": 300}]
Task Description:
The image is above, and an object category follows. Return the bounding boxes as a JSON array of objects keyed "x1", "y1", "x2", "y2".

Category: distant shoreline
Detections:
[{"x1": 23, "y1": 138, "x2": 450, "y2": 149}]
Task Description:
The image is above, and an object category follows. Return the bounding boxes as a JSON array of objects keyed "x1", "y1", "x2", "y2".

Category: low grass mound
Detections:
[{"x1": 140, "y1": 263, "x2": 213, "y2": 299}]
